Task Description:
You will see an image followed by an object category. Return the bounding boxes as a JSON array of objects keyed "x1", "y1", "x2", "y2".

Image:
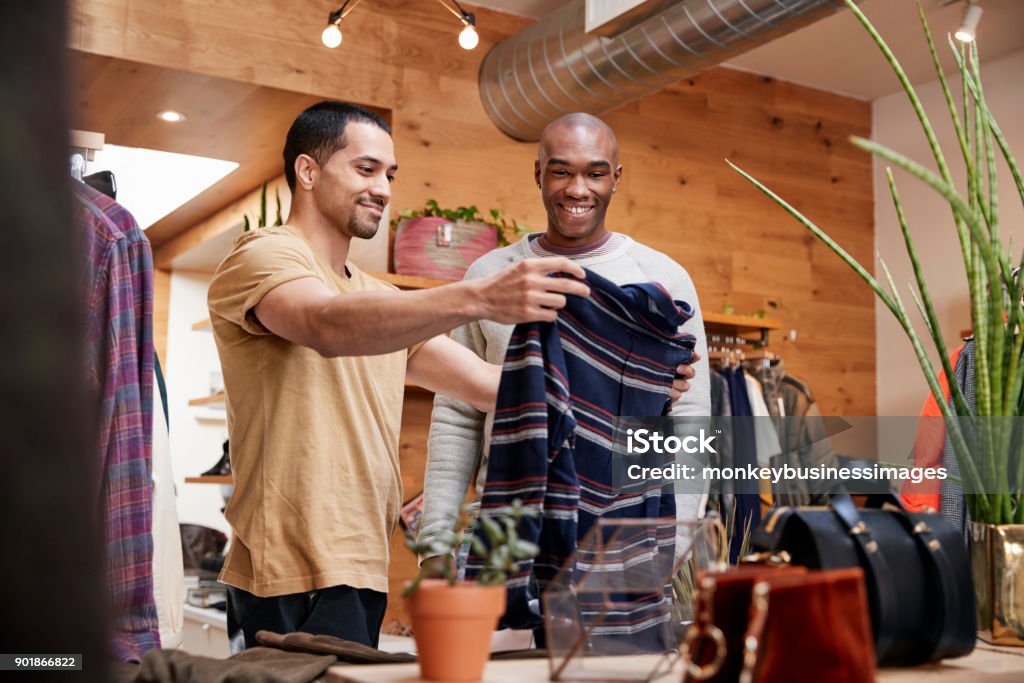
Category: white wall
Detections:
[
  {"x1": 873, "y1": 50, "x2": 1024, "y2": 416},
  {"x1": 166, "y1": 271, "x2": 231, "y2": 535}
]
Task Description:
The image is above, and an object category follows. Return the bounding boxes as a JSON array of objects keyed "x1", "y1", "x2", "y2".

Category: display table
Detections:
[{"x1": 325, "y1": 642, "x2": 1023, "y2": 682}]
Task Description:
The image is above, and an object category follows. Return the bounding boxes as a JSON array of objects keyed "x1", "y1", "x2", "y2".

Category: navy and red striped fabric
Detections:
[{"x1": 466, "y1": 268, "x2": 696, "y2": 640}]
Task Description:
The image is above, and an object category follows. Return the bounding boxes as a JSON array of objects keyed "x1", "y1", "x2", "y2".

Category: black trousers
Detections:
[{"x1": 226, "y1": 584, "x2": 387, "y2": 650}]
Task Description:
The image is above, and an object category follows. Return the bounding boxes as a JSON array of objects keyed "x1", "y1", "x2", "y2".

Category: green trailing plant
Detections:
[
  {"x1": 392, "y1": 199, "x2": 533, "y2": 247},
  {"x1": 404, "y1": 499, "x2": 539, "y2": 596},
  {"x1": 729, "y1": 0, "x2": 1024, "y2": 524},
  {"x1": 242, "y1": 182, "x2": 283, "y2": 232}
]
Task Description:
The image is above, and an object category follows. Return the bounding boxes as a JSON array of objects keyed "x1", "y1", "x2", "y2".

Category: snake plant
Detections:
[{"x1": 729, "y1": 0, "x2": 1023, "y2": 524}]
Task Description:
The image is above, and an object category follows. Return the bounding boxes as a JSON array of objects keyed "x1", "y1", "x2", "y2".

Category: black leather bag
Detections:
[{"x1": 750, "y1": 493, "x2": 975, "y2": 666}]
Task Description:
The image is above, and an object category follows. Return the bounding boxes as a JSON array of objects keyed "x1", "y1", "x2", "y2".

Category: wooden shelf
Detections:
[
  {"x1": 368, "y1": 272, "x2": 449, "y2": 290},
  {"x1": 193, "y1": 408, "x2": 227, "y2": 423},
  {"x1": 703, "y1": 312, "x2": 782, "y2": 331},
  {"x1": 189, "y1": 391, "x2": 225, "y2": 408},
  {"x1": 704, "y1": 312, "x2": 782, "y2": 346},
  {"x1": 185, "y1": 475, "x2": 233, "y2": 485},
  {"x1": 708, "y1": 349, "x2": 778, "y2": 363},
  {"x1": 189, "y1": 282, "x2": 780, "y2": 346}
]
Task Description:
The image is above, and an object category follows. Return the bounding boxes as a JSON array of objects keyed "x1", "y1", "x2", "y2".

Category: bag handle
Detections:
[
  {"x1": 681, "y1": 576, "x2": 727, "y2": 682},
  {"x1": 829, "y1": 493, "x2": 899, "y2": 660},
  {"x1": 854, "y1": 491, "x2": 906, "y2": 511},
  {"x1": 882, "y1": 507, "x2": 964, "y2": 661},
  {"x1": 738, "y1": 581, "x2": 771, "y2": 683},
  {"x1": 831, "y1": 492, "x2": 963, "y2": 662}
]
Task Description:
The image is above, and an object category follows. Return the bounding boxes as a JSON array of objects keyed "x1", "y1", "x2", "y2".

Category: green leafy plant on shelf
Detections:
[
  {"x1": 729, "y1": 0, "x2": 1024, "y2": 524},
  {"x1": 403, "y1": 499, "x2": 539, "y2": 596},
  {"x1": 242, "y1": 182, "x2": 283, "y2": 232},
  {"x1": 392, "y1": 199, "x2": 533, "y2": 247}
]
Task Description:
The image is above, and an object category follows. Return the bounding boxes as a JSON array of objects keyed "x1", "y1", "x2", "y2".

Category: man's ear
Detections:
[
  {"x1": 612, "y1": 164, "x2": 623, "y2": 192},
  {"x1": 534, "y1": 159, "x2": 542, "y2": 188},
  {"x1": 294, "y1": 154, "x2": 319, "y2": 191}
]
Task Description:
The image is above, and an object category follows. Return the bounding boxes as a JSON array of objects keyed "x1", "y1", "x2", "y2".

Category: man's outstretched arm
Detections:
[{"x1": 253, "y1": 256, "x2": 590, "y2": 357}]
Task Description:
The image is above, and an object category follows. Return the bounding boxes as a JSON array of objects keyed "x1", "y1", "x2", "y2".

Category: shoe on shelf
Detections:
[{"x1": 200, "y1": 440, "x2": 231, "y2": 476}]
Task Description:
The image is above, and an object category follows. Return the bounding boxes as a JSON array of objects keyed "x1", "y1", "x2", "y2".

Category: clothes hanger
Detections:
[{"x1": 70, "y1": 152, "x2": 85, "y2": 181}]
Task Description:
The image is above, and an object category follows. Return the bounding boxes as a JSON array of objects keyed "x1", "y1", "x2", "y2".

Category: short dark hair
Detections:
[{"x1": 283, "y1": 101, "x2": 391, "y2": 192}]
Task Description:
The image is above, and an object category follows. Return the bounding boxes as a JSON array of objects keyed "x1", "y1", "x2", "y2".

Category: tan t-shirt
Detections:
[{"x1": 208, "y1": 225, "x2": 407, "y2": 596}]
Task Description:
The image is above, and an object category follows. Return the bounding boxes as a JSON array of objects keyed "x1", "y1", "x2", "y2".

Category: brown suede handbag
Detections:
[{"x1": 681, "y1": 564, "x2": 876, "y2": 683}]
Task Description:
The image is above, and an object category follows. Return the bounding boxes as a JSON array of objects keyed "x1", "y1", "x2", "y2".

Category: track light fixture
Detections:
[
  {"x1": 321, "y1": 0, "x2": 362, "y2": 48},
  {"x1": 321, "y1": 0, "x2": 478, "y2": 50},
  {"x1": 437, "y1": 0, "x2": 478, "y2": 50},
  {"x1": 954, "y1": 1, "x2": 983, "y2": 43}
]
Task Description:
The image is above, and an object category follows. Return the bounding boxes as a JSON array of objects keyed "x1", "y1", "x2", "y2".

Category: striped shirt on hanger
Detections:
[{"x1": 466, "y1": 268, "x2": 696, "y2": 647}]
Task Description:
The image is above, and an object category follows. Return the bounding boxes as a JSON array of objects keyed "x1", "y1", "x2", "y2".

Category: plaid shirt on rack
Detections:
[{"x1": 74, "y1": 182, "x2": 159, "y2": 661}]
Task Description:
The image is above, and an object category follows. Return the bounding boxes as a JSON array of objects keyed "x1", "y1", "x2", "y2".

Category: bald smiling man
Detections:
[{"x1": 419, "y1": 112, "x2": 711, "y2": 574}]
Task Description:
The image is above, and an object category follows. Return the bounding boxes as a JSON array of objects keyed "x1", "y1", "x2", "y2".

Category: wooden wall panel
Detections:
[
  {"x1": 153, "y1": 267, "x2": 170, "y2": 367},
  {"x1": 72, "y1": 0, "x2": 875, "y2": 624}
]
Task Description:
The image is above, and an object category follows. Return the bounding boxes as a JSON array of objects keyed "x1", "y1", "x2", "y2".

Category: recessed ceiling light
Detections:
[{"x1": 156, "y1": 110, "x2": 187, "y2": 123}]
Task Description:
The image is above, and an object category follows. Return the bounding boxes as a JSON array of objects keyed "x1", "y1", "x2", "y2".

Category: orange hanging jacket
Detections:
[{"x1": 900, "y1": 344, "x2": 964, "y2": 512}]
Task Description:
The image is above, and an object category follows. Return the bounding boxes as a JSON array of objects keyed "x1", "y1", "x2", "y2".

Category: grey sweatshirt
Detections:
[{"x1": 418, "y1": 234, "x2": 711, "y2": 552}]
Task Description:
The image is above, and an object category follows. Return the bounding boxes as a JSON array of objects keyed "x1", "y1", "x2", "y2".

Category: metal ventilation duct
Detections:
[{"x1": 478, "y1": 0, "x2": 853, "y2": 141}]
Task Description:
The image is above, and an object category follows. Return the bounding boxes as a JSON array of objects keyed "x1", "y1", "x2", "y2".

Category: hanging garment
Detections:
[
  {"x1": 74, "y1": 181, "x2": 159, "y2": 660},
  {"x1": 941, "y1": 340, "x2": 974, "y2": 542},
  {"x1": 744, "y1": 373, "x2": 782, "y2": 466},
  {"x1": 744, "y1": 374, "x2": 778, "y2": 513},
  {"x1": 705, "y1": 371, "x2": 734, "y2": 518},
  {"x1": 901, "y1": 345, "x2": 964, "y2": 513},
  {"x1": 467, "y1": 269, "x2": 696, "y2": 640},
  {"x1": 151, "y1": 362, "x2": 184, "y2": 650},
  {"x1": 747, "y1": 359, "x2": 837, "y2": 506},
  {"x1": 719, "y1": 367, "x2": 760, "y2": 563},
  {"x1": 710, "y1": 370, "x2": 732, "y2": 419}
]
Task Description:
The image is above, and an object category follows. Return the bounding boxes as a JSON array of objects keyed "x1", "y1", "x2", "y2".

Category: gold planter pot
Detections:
[{"x1": 970, "y1": 522, "x2": 1024, "y2": 646}]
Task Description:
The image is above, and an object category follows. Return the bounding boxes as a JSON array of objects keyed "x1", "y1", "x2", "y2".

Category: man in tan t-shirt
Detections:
[{"x1": 207, "y1": 101, "x2": 592, "y2": 649}]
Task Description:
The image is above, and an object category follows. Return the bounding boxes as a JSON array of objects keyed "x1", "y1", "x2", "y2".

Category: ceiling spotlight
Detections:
[
  {"x1": 156, "y1": 110, "x2": 186, "y2": 123},
  {"x1": 435, "y1": 0, "x2": 479, "y2": 50},
  {"x1": 434, "y1": 0, "x2": 477, "y2": 49},
  {"x1": 321, "y1": 0, "x2": 361, "y2": 49},
  {"x1": 319, "y1": 0, "x2": 479, "y2": 50},
  {"x1": 955, "y1": 1, "x2": 983, "y2": 43},
  {"x1": 458, "y1": 15, "x2": 479, "y2": 50},
  {"x1": 322, "y1": 22, "x2": 342, "y2": 48}
]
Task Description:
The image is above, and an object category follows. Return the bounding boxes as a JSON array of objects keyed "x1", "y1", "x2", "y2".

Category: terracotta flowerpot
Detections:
[
  {"x1": 405, "y1": 580, "x2": 506, "y2": 681},
  {"x1": 393, "y1": 217, "x2": 498, "y2": 281}
]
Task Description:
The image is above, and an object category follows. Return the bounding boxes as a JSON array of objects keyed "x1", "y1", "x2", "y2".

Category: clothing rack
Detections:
[
  {"x1": 703, "y1": 310, "x2": 782, "y2": 369},
  {"x1": 69, "y1": 129, "x2": 104, "y2": 180},
  {"x1": 709, "y1": 347, "x2": 778, "y2": 368}
]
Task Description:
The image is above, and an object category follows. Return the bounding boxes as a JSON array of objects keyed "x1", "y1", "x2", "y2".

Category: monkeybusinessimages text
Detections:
[{"x1": 623, "y1": 428, "x2": 947, "y2": 485}]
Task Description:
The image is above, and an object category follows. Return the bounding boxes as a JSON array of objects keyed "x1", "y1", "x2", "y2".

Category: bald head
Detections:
[
  {"x1": 538, "y1": 113, "x2": 619, "y2": 163},
  {"x1": 534, "y1": 113, "x2": 623, "y2": 248}
]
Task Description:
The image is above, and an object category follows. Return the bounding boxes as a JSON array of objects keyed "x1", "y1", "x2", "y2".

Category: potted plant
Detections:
[
  {"x1": 390, "y1": 199, "x2": 532, "y2": 280},
  {"x1": 729, "y1": 0, "x2": 1023, "y2": 645},
  {"x1": 404, "y1": 500, "x2": 539, "y2": 682},
  {"x1": 242, "y1": 181, "x2": 283, "y2": 231}
]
